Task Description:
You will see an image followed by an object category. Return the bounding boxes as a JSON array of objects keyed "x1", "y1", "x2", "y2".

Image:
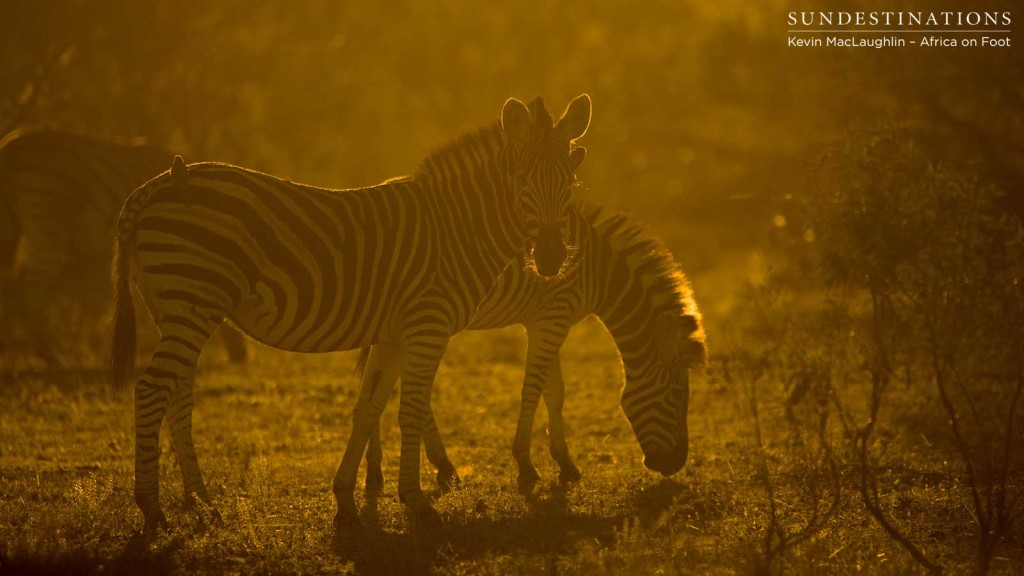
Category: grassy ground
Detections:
[{"x1": 1, "y1": 318, "x2": 1022, "y2": 575}]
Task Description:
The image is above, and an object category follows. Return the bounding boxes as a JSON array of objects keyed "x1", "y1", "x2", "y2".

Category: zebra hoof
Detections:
[
  {"x1": 333, "y1": 507, "x2": 365, "y2": 533},
  {"x1": 558, "y1": 464, "x2": 582, "y2": 484},
  {"x1": 516, "y1": 469, "x2": 541, "y2": 495},
  {"x1": 436, "y1": 467, "x2": 460, "y2": 494},
  {"x1": 141, "y1": 510, "x2": 169, "y2": 541}
]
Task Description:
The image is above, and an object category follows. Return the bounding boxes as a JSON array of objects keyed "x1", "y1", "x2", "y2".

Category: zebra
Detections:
[
  {"x1": 109, "y1": 95, "x2": 592, "y2": 535},
  {"x1": 355, "y1": 202, "x2": 706, "y2": 494},
  {"x1": 0, "y1": 128, "x2": 247, "y2": 363}
]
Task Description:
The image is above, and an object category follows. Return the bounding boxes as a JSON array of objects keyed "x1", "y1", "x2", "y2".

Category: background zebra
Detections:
[
  {"x1": 0, "y1": 128, "x2": 247, "y2": 364},
  {"x1": 358, "y1": 201, "x2": 706, "y2": 493},
  {"x1": 109, "y1": 95, "x2": 591, "y2": 536}
]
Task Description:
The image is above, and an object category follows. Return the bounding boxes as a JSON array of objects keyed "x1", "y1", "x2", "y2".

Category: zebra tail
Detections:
[{"x1": 109, "y1": 229, "x2": 136, "y2": 394}]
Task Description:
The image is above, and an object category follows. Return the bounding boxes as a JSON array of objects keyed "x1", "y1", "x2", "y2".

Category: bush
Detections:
[{"x1": 799, "y1": 124, "x2": 1024, "y2": 575}]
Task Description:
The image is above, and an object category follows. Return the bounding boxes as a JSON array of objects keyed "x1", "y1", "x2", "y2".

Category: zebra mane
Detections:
[
  {"x1": 527, "y1": 97, "x2": 554, "y2": 134},
  {"x1": 413, "y1": 121, "x2": 506, "y2": 181},
  {"x1": 577, "y1": 201, "x2": 706, "y2": 355},
  {"x1": 414, "y1": 98, "x2": 565, "y2": 182}
]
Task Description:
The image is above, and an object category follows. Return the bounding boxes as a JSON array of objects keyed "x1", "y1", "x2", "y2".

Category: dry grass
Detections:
[{"x1": 1, "y1": 319, "x2": 1021, "y2": 574}]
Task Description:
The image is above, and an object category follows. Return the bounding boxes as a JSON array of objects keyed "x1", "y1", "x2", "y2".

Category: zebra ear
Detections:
[
  {"x1": 569, "y1": 147, "x2": 586, "y2": 171},
  {"x1": 502, "y1": 98, "x2": 533, "y2": 142},
  {"x1": 556, "y1": 94, "x2": 591, "y2": 142},
  {"x1": 654, "y1": 310, "x2": 680, "y2": 361}
]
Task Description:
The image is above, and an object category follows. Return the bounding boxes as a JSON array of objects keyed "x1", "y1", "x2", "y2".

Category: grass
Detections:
[{"x1": 1, "y1": 317, "x2": 1022, "y2": 574}]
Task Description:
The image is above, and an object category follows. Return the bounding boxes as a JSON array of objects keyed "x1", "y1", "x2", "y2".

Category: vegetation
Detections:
[
  {"x1": 1, "y1": 320, "x2": 1018, "y2": 575},
  {"x1": 3, "y1": 0, "x2": 1024, "y2": 574}
]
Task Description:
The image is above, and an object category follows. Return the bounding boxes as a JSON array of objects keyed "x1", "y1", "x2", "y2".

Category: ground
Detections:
[{"x1": 0, "y1": 319, "x2": 1021, "y2": 575}]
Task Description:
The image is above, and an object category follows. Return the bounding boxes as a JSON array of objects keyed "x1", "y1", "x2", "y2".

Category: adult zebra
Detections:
[
  {"x1": 109, "y1": 95, "x2": 592, "y2": 535},
  {"x1": 357, "y1": 202, "x2": 706, "y2": 493},
  {"x1": 0, "y1": 128, "x2": 247, "y2": 363}
]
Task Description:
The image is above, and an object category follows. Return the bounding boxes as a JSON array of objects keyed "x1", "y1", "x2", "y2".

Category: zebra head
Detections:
[
  {"x1": 501, "y1": 94, "x2": 591, "y2": 277},
  {"x1": 620, "y1": 310, "x2": 704, "y2": 477}
]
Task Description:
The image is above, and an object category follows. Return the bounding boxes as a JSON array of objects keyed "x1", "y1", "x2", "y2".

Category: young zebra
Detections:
[
  {"x1": 0, "y1": 128, "x2": 247, "y2": 362},
  {"x1": 358, "y1": 202, "x2": 706, "y2": 493},
  {"x1": 110, "y1": 95, "x2": 592, "y2": 535}
]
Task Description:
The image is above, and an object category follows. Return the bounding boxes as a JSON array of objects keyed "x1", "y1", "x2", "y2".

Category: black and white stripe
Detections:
[
  {"x1": 360, "y1": 201, "x2": 706, "y2": 493},
  {"x1": 0, "y1": 129, "x2": 168, "y2": 353},
  {"x1": 0, "y1": 128, "x2": 248, "y2": 362},
  {"x1": 109, "y1": 95, "x2": 591, "y2": 534}
]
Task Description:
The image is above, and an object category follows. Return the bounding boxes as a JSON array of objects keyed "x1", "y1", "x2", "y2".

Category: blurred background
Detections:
[
  {"x1": 3, "y1": 0, "x2": 1018, "y2": 336},
  {"x1": 2, "y1": 2, "x2": 1023, "y2": 572}
]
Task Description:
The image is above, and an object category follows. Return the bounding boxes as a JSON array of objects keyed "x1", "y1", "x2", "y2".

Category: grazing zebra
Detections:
[
  {"x1": 0, "y1": 128, "x2": 247, "y2": 362},
  {"x1": 357, "y1": 202, "x2": 706, "y2": 493},
  {"x1": 109, "y1": 95, "x2": 592, "y2": 535}
]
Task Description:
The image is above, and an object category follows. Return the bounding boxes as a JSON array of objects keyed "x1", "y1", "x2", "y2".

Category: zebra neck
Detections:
[
  {"x1": 418, "y1": 132, "x2": 528, "y2": 306},
  {"x1": 603, "y1": 310, "x2": 665, "y2": 381},
  {"x1": 583, "y1": 227, "x2": 675, "y2": 381},
  {"x1": 592, "y1": 265, "x2": 669, "y2": 379}
]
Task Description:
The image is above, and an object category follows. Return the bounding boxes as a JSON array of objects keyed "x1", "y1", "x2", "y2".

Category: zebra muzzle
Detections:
[
  {"x1": 533, "y1": 226, "x2": 567, "y2": 277},
  {"x1": 642, "y1": 438, "x2": 689, "y2": 477}
]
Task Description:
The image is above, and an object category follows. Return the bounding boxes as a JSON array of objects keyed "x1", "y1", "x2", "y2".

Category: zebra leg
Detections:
[
  {"x1": 134, "y1": 377, "x2": 172, "y2": 536},
  {"x1": 513, "y1": 323, "x2": 567, "y2": 493},
  {"x1": 134, "y1": 331, "x2": 207, "y2": 537},
  {"x1": 167, "y1": 378, "x2": 221, "y2": 525},
  {"x1": 333, "y1": 343, "x2": 399, "y2": 530},
  {"x1": 363, "y1": 396, "x2": 458, "y2": 495},
  {"x1": 513, "y1": 369, "x2": 543, "y2": 490},
  {"x1": 542, "y1": 355, "x2": 581, "y2": 483},
  {"x1": 395, "y1": 334, "x2": 448, "y2": 528},
  {"x1": 364, "y1": 421, "x2": 385, "y2": 495},
  {"x1": 422, "y1": 408, "x2": 459, "y2": 493}
]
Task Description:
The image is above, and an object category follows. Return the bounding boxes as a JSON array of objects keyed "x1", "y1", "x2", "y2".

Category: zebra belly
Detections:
[{"x1": 226, "y1": 286, "x2": 395, "y2": 354}]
